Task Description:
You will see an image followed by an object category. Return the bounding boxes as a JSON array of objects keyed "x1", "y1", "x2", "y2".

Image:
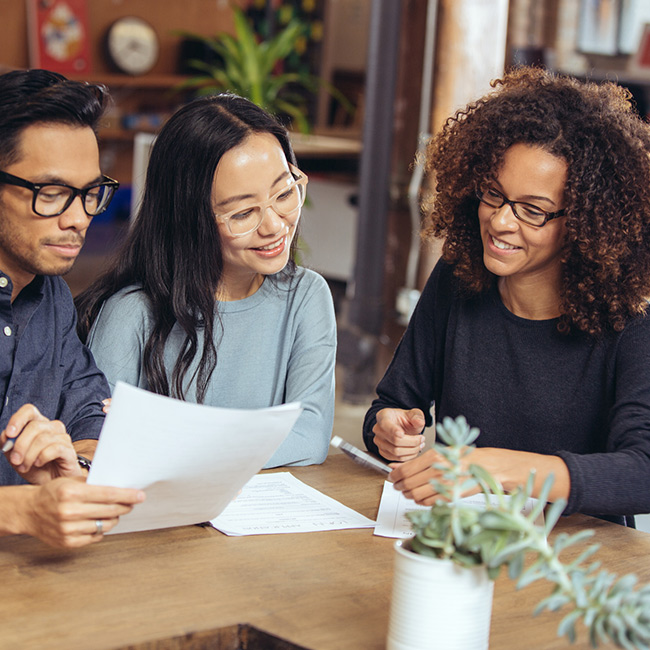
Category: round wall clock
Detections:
[{"x1": 105, "y1": 16, "x2": 160, "y2": 76}]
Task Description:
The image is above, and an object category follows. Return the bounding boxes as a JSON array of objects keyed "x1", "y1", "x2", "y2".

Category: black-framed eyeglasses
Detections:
[
  {"x1": 215, "y1": 164, "x2": 308, "y2": 237},
  {"x1": 0, "y1": 170, "x2": 119, "y2": 218},
  {"x1": 476, "y1": 186, "x2": 566, "y2": 227}
]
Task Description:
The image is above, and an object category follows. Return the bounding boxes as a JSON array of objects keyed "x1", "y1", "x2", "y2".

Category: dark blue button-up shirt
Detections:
[{"x1": 0, "y1": 272, "x2": 109, "y2": 485}]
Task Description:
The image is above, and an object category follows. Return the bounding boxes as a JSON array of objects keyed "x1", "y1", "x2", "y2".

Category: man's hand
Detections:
[
  {"x1": 1, "y1": 404, "x2": 82, "y2": 484},
  {"x1": 372, "y1": 408, "x2": 427, "y2": 461},
  {"x1": 17, "y1": 477, "x2": 145, "y2": 548}
]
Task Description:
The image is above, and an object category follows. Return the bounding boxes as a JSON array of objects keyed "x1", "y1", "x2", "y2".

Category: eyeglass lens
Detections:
[
  {"x1": 478, "y1": 188, "x2": 548, "y2": 227},
  {"x1": 227, "y1": 181, "x2": 306, "y2": 235},
  {"x1": 34, "y1": 183, "x2": 116, "y2": 217}
]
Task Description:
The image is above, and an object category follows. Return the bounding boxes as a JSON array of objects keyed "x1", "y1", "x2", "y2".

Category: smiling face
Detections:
[
  {"x1": 0, "y1": 123, "x2": 101, "y2": 298},
  {"x1": 479, "y1": 143, "x2": 568, "y2": 289},
  {"x1": 213, "y1": 132, "x2": 299, "y2": 300}
]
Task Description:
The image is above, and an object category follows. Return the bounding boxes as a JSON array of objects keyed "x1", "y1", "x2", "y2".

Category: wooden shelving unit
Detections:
[
  {"x1": 64, "y1": 73, "x2": 193, "y2": 181},
  {"x1": 0, "y1": 0, "x2": 238, "y2": 181},
  {"x1": 67, "y1": 73, "x2": 189, "y2": 88}
]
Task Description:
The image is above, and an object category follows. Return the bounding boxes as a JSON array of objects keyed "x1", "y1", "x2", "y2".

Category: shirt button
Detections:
[
  {"x1": 3, "y1": 326, "x2": 11, "y2": 337},
  {"x1": 0, "y1": 277, "x2": 7, "y2": 288}
]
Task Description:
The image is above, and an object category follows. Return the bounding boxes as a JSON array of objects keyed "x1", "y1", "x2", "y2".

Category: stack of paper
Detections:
[{"x1": 211, "y1": 473, "x2": 376, "y2": 536}]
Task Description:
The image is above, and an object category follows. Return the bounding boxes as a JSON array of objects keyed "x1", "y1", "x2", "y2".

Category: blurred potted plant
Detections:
[
  {"x1": 175, "y1": 5, "x2": 351, "y2": 133},
  {"x1": 387, "y1": 415, "x2": 650, "y2": 650}
]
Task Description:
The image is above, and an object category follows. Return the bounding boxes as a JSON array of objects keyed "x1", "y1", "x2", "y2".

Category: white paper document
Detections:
[
  {"x1": 87, "y1": 381, "x2": 302, "y2": 535},
  {"x1": 211, "y1": 472, "x2": 376, "y2": 535},
  {"x1": 374, "y1": 481, "x2": 541, "y2": 538}
]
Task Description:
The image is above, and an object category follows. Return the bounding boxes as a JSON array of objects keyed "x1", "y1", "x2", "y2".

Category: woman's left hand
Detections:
[
  {"x1": 390, "y1": 447, "x2": 571, "y2": 505},
  {"x1": 389, "y1": 448, "x2": 459, "y2": 506}
]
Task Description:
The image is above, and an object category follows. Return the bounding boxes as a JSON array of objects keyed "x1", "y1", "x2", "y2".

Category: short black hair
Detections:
[{"x1": 0, "y1": 68, "x2": 110, "y2": 168}]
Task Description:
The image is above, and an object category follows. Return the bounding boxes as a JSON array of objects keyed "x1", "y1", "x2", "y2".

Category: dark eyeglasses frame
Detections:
[
  {"x1": 476, "y1": 187, "x2": 566, "y2": 227},
  {"x1": 0, "y1": 170, "x2": 119, "y2": 218}
]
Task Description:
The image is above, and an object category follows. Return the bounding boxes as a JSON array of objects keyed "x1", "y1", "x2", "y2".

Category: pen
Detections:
[
  {"x1": 1, "y1": 434, "x2": 17, "y2": 453},
  {"x1": 330, "y1": 435, "x2": 392, "y2": 475}
]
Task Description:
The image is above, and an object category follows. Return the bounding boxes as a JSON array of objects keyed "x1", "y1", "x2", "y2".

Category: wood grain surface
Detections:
[{"x1": 1, "y1": 455, "x2": 647, "y2": 650}]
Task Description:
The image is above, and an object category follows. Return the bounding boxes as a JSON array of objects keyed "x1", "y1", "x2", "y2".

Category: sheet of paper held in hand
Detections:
[
  {"x1": 87, "y1": 381, "x2": 302, "y2": 535},
  {"x1": 210, "y1": 472, "x2": 376, "y2": 536},
  {"x1": 374, "y1": 481, "x2": 542, "y2": 538}
]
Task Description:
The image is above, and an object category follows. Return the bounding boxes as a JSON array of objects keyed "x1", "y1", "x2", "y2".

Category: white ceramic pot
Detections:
[{"x1": 387, "y1": 540, "x2": 494, "y2": 650}]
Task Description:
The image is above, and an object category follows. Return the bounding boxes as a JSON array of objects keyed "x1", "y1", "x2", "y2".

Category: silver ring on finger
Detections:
[{"x1": 94, "y1": 519, "x2": 103, "y2": 535}]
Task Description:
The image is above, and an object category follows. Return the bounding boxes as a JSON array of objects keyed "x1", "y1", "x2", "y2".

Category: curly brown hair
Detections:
[{"x1": 422, "y1": 66, "x2": 650, "y2": 336}]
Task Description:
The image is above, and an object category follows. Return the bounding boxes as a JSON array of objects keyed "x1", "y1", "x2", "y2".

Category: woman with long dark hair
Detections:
[
  {"x1": 76, "y1": 93, "x2": 336, "y2": 467},
  {"x1": 365, "y1": 67, "x2": 650, "y2": 525}
]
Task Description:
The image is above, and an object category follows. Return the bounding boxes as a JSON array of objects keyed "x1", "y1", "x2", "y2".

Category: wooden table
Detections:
[{"x1": 1, "y1": 455, "x2": 649, "y2": 650}]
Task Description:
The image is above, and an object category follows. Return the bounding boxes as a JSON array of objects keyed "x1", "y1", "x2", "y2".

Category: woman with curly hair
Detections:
[{"x1": 363, "y1": 66, "x2": 650, "y2": 525}]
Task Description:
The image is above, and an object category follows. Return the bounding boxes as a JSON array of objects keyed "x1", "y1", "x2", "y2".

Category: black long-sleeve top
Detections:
[{"x1": 364, "y1": 261, "x2": 650, "y2": 525}]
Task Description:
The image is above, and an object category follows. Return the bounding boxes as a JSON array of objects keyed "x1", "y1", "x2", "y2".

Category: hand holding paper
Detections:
[{"x1": 87, "y1": 382, "x2": 302, "y2": 534}]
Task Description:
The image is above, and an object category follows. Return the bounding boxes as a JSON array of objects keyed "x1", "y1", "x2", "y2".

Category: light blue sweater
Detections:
[{"x1": 87, "y1": 268, "x2": 337, "y2": 468}]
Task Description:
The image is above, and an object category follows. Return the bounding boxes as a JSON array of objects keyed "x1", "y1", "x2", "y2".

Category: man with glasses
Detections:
[{"x1": 0, "y1": 69, "x2": 144, "y2": 548}]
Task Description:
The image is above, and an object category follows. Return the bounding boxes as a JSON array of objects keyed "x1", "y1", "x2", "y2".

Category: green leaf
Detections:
[
  {"x1": 517, "y1": 562, "x2": 545, "y2": 589},
  {"x1": 534, "y1": 593, "x2": 572, "y2": 615},
  {"x1": 273, "y1": 98, "x2": 309, "y2": 133},
  {"x1": 231, "y1": 10, "x2": 263, "y2": 106},
  {"x1": 532, "y1": 474, "x2": 555, "y2": 519},
  {"x1": 605, "y1": 613, "x2": 626, "y2": 639},
  {"x1": 558, "y1": 609, "x2": 582, "y2": 643},
  {"x1": 479, "y1": 510, "x2": 524, "y2": 532},
  {"x1": 487, "y1": 564, "x2": 504, "y2": 580},
  {"x1": 413, "y1": 535, "x2": 446, "y2": 549},
  {"x1": 566, "y1": 543, "x2": 600, "y2": 570},
  {"x1": 489, "y1": 538, "x2": 535, "y2": 569},
  {"x1": 261, "y1": 21, "x2": 304, "y2": 76},
  {"x1": 450, "y1": 513, "x2": 467, "y2": 546},
  {"x1": 470, "y1": 463, "x2": 504, "y2": 495},
  {"x1": 590, "y1": 615, "x2": 608, "y2": 648},
  {"x1": 553, "y1": 530, "x2": 596, "y2": 554},
  {"x1": 544, "y1": 499, "x2": 567, "y2": 535},
  {"x1": 507, "y1": 550, "x2": 525, "y2": 579},
  {"x1": 509, "y1": 488, "x2": 529, "y2": 514},
  {"x1": 215, "y1": 34, "x2": 243, "y2": 66},
  {"x1": 610, "y1": 574, "x2": 639, "y2": 596},
  {"x1": 621, "y1": 611, "x2": 650, "y2": 643},
  {"x1": 451, "y1": 550, "x2": 482, "y2": 568},
  {"x1": 410, "y1": 536, "x2": 442, "y2": 557}
]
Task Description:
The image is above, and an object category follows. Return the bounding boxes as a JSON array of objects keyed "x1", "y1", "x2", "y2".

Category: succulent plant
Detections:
[{"x1": 407, "y1": 415, "x2": 650, "y2": 648}]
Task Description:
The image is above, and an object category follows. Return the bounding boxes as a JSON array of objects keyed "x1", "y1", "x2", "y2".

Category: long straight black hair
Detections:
[{"x1": 76, "y1": 93, "x2": 298, "y2": 402}]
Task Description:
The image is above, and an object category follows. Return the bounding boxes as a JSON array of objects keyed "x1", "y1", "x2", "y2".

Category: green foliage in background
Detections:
[
  {"x1": 408, "y1": 416, "x2": 650, "y2": 648},
  {"x1": 175, "y1": 6, "x2": 351, "y2": 133}
]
